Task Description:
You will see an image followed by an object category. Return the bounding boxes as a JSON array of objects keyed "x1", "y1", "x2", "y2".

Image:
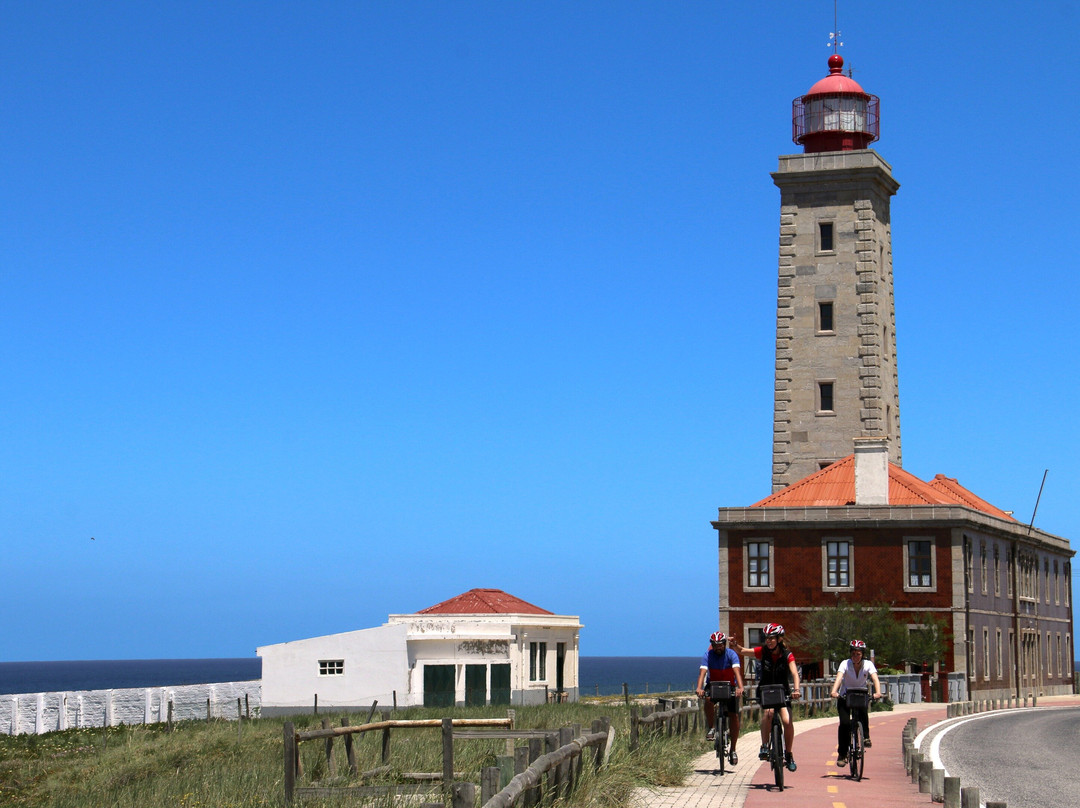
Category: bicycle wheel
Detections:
[
  {"x1": 771, "y1": 716, "x2": 785, "y2": 791},
  {"x1": 714, "y1": 708, "x2": 725, "y2": 774},
  {"x1": 851, "y1": 719, "x2": 864, "y2": 781}
]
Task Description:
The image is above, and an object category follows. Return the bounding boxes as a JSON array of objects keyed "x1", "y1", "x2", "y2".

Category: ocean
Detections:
[
  {"x1": 0, "y1": 656, "x2": 695, "y2": 697},
  {"x1": 0, "y1": 658, "x2": 261, "y2": 695}
]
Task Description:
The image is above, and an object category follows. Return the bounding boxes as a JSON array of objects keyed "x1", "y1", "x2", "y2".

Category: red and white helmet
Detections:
[
  {"x1": 850, "y1": 639, "x2": 867, "y2": 650},
  {"x1": 763, "y1": 623, "x2": 785, "y2": 638},
  {"x1": 710, "y1": 632, "x2": 728, "y2": 644}
]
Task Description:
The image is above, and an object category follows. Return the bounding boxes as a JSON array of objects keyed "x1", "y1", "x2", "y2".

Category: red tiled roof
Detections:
[
  {"x1": 751, "y1": 455, "x2": 1013, "y2": 519},
  {"x1": 926, "y1": 474, "x2": 1016, "y2": 521},
  {"x1": 417, "y1": 588, "x2": 554, "y2": 615}
]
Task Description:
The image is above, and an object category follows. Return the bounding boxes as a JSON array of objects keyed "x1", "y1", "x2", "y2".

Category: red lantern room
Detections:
[{"x1": 792, "y1": 54, "x2": 879, "y2": 153}]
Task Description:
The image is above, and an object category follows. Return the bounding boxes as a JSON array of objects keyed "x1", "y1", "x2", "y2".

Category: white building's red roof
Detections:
[{"x1": 417, "y1": 588, "x2": 553, "y2": 615}]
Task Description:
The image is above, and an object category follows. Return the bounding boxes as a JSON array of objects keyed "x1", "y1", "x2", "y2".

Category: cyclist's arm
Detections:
[
  {"x1": 696, "y1": 667, "x2": 707, "y2": 697},
  {"x1": 869, "y1": 670, "x2": 883, "y2": 699},
  {"x1": 728, "y1": 639, "x2": 755, "y2": 657},
  {"x1": 829, "y1": 667, "x2": 844, "y2": 699},
  {"x1": 788, "y1": 659, "x2": 802, "y2": 699}
]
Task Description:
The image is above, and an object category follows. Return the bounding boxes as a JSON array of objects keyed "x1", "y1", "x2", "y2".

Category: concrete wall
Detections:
[
  {"x1": 258, "y1": 623, "x2": 410, "y2": 712},
  {"x1": 1, "y1": 680, "x2": 261, "y2": 736}
]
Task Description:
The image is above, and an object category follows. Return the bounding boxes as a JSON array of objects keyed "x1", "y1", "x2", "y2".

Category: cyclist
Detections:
[
  {"x1": 731, "y1": 623, "x2": 801, "y2": 772},
  {"x1": 829, "y1": 639, "x2": 883, "y2": 767},
  {"x1": 695, "y1": 631, "x2": 745, "y2": 765}
]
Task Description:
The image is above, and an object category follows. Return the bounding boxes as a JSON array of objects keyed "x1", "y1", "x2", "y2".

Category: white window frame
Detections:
[
  {"x1": 821, "y1": 537, "x2": 854, "y2": 592},
  {"x1": 529, "y1": 641, "x2": 547, "y2": 682},
  {"x1": 996, "y1": 628, "x2": 1003, "y2": 679},
  {"x1": 904, "y1": 537, "x2": 937, "y2": 592},
  {"x1": 745, "y1": 539, "x2": 775, "y2": 592},
  {"x1": 982, "y1": 628, "x2": 990, "y2": 681},
  {"x1": 319, "y1": 659, "x2": 345, "y2": 676}
]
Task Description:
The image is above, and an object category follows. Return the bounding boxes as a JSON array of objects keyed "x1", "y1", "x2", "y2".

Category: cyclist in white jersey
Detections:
[{"x1": 829, "y1": 639, "x2": 882, "y2": 766}]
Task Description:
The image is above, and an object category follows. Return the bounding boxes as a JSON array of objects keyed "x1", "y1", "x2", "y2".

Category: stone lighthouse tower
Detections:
[{"x1": 771, "y1": 53, "x2": 901, "y2": 492}]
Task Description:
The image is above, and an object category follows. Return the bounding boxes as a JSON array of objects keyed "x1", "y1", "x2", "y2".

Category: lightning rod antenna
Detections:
[{"x1": 1027, "y1": 469, "x2": 1049, "y2": 535}]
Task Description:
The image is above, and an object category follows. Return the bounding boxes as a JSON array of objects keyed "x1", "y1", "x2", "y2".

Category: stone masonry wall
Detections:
[{"x1": 771, "y1": 150, "x2": 901, "y2": 490}]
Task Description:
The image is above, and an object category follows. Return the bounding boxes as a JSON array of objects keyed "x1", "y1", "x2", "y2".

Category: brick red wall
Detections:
[{"x1": 725, "y1": 526, "x2": 955, "y2": 671}]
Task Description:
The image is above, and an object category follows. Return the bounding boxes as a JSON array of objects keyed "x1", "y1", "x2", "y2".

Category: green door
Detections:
[
  {"x1": 465, "y1": 664, "x2": 487, "y2": 707},
  {"x1": 490, "y1": 664, "x2": 511, "y2": 705},
  {"x1": 424, "y1": 664, "x2": 455, "y2": 708}
]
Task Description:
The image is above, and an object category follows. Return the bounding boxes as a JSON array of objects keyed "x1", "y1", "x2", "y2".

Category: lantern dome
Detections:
[{"x1": 792, "y1": 54, "x2": 879, "y2": 153}]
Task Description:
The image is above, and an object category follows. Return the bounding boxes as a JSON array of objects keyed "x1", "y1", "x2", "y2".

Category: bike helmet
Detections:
[
  {"x1": 850, "y1": 639, "x2": 867, "y2": 650},
  {"x1": 763, "y1": 623, "x2": 785, "y2": 638},
  {"x1": 710, "y1": 632, "x2": 727, "y2": 644}
]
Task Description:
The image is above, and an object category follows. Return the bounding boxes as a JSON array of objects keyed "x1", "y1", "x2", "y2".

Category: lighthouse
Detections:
[{"x1": 770, "y1": 54, "x2": 901, "y2": 491}]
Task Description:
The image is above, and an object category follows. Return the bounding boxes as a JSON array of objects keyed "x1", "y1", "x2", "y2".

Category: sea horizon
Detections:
[{"x1": 0, "y1": 655, "x2": 700, "y2": 697}]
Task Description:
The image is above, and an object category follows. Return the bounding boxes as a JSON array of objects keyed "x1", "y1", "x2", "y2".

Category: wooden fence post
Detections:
[
  {"x1": 381, "y1": 710, "x2": 391, "y2": 764},
  {"x1": 482, "y1": 766, "x2": 500, "y2": 804},
  {"x1": 343, "y1": 717, "x2": 357, "y2": 776},
  {"x1": 545, "y1": 732, "x2": 559, "y2": 797},
  {"x1": 526, "y1": 738, "x2": 542, "y2": 808},
  {"x1": 558, "y1": 727, "x2": 573, "y2": 798},
  {"x1": 629, "y1": 705, "x2": 639, "y2": 751},
  {"x1": 283, "y1": 722, "x2": 296, "y2": 804},
  {"x1": 514, "y1": 745, "x2": 529, "y2": 776},
  {"x1": 442, "y1": 718, "x2": 455, "y2": 791},
  {"x1": 452, "y1": 781, "x2": 475, "y2": 808},
  {"x1": 322, "y1": 719, "x2": 336, "y2": 777}
]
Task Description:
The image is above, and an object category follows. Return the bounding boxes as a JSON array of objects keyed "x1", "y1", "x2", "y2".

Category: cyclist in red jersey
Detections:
[{"x1": 731, "y1": 623, "x2": 802, "y2": 772}]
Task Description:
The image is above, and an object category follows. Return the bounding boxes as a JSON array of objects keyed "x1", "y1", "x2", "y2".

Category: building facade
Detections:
[
  {"x1": 714, "y1": 447, "x2": 1074, "y2": 698},
  {"x1": 258, "y1": 588, "x2": 581, "y2": 713}
]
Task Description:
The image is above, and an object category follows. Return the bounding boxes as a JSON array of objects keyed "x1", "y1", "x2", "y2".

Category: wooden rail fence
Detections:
[{"x1": 283, "y1": 712, "x2": 612, "y2": 806}]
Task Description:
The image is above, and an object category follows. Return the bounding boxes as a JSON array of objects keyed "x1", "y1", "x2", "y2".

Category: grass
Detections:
[
  {"x1": 0, "y1": 699, "x2": 703, "y2": 808},
  {"x1": 0, "y1": 695, "x2": 890, "y2": 807}
]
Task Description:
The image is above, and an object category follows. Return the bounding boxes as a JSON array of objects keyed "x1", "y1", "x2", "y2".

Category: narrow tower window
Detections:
[
  {"x1": 817, "y1": 301, "x2": 834, "y2": 333},
  {"x1": 819, "y1": 222, "x2": 834, "y2": 252},
  {"x1": 818, "y1": 381, "x2": 834, "y2": 413}
]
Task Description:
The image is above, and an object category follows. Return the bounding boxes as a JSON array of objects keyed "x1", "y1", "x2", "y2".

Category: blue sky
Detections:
[{"x1": 3, "y1": 2, "x2": 1078, "y2": 661}]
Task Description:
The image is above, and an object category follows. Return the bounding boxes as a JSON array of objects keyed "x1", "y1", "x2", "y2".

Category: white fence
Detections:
[{"x1": 2, "y1": 680, "x2": 262, "y2": 736}]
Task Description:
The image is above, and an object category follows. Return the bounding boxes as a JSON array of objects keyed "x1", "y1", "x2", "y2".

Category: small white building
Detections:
[{"x1": 257, "y1": 589, "x2": 581, "y2": 714}]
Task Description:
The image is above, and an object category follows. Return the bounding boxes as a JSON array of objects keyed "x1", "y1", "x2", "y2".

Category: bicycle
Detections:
[
  {"x1": 842, "y1": 687, "x2": 875, "y2": 781},
  {"x1": 707, "y1": 681, "x2": 732, "y2": 774},
  {"x1": 759, "y1": 684, "x2": 788, "y2": 791}
]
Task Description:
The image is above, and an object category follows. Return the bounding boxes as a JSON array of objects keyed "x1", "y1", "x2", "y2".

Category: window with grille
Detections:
[
  {"x1": 825, "y1": 540, "x2": 851, "y2": 588},
  {"x1": 319, "y1": 659, "x2": 344, "y2": 676},
  {"x1": 748, "y1": 542, "x2": 771, "y2": 588},
  {"x1": 908, "y1": 541, "x2": 933, "y2": 588}
]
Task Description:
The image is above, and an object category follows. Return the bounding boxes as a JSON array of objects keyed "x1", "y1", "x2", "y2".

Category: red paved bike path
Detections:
[{"x1": 742, "y1": 704, "x2": 947, "y2": 808}]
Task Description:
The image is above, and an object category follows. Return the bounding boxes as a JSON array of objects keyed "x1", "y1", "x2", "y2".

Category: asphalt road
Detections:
[{"x1": 937, "y1": 706, "x2": 1080, "y2": 808}]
